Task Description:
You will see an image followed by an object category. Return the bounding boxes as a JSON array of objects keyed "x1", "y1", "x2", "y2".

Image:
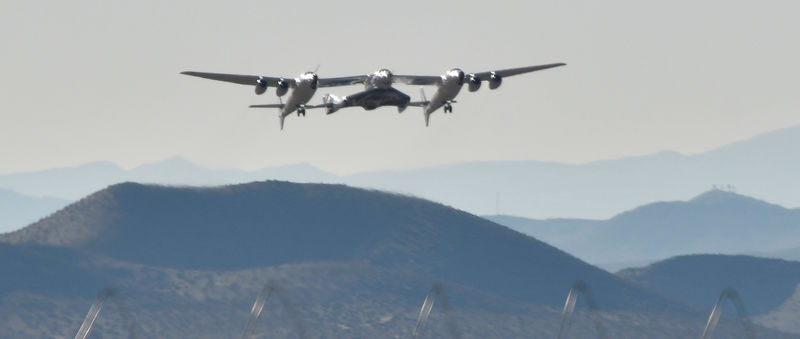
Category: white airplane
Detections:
[
  {"x1": 182, "y1": 63, "x2": 565, "y2": 129},
  {"x1": 391, "y1": 63, "x2": 566, "y2": 126},
  {"x1": 180, "y1": 70, "x2": 364, "y2": 129}
]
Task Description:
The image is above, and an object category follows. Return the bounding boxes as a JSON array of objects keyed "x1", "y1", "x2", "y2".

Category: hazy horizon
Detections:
[{"x1": 1, "y1": 121, "x2": 798, "y2": 177}]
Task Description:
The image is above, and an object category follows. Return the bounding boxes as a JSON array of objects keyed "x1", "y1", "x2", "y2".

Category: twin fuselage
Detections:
[{"x1": 280, "y1": 68, "x2": 466, "y2": 117}]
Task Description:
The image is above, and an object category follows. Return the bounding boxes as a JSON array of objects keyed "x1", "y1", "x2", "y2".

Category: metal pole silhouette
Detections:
[
  {"x1": 412, "y1": 283, "x2": 461, "y2": 339},
  {"x1": 74, "y1": 287, "x2": 137, "y2": 339},
  {"x1": 701, "y1": 287, "x2": 756, "y2": 339},
  {"x1": 241, "y1": 282, "x2": 307, "y2": 339},
  {"x1": 557, "y1": 281, "x2": 607, "y2": 339}
]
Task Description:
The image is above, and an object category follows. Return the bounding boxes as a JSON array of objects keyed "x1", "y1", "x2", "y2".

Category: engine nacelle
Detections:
[
  {"x1": 275, "y1": 79, "x2": 289, "y2": 97},
  {"x1": 467, "y1": 76, "x2": 481, "y2": 92},
  {"x1": 489, "y1": 73, "x2": 502, "y2": 90},
  {"x1": 254, "y1": 78, "x2": 268, "y2": 95}
]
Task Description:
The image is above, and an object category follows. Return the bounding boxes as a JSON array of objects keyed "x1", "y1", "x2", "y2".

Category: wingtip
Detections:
[{"x1": 541, "y1": 63, "x2": 567, "y2": 69}]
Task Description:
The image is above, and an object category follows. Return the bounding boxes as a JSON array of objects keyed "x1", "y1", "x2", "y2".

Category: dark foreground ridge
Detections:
[
  {"x1": 619, "y1": 254, "x2": 800, "y2": 316},
  {"x1": 2, "y1": 181, "x2": 669, "y2": 310},
  {"x1": 0, "y1": 181, "x2": 794, "y2": 338}
]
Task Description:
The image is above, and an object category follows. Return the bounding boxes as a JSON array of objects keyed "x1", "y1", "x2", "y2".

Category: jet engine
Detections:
[
  {"x1": 489, "y1": 73, "x2": 502, "y2": 90},
  {"x1": 275, "y1": 79, "x2": 289, "y2": 97},
  {"x1": 467, "y1": 75, "x2": 481, "y2": 92},
  {"x1": 255, "y1": 78, "x2": 268, "y2": 95}
]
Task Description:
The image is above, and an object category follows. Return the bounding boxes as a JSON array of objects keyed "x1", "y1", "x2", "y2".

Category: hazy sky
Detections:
[{"x1": 2, "y1": 1, "x2": 799, "y2": 175}]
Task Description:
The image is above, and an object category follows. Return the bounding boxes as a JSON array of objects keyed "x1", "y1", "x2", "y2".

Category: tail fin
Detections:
[
  {"x1": 420, "y1": 88, "x2": 432, "y2": 127},
  {"x1": 247, "y1": 103, "x2": 287, "y2": 131}
]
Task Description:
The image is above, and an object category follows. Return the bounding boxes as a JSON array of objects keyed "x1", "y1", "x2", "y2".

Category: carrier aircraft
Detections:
[{"x1": 181, "y1": 62, "x2": 565, "y2": 129}]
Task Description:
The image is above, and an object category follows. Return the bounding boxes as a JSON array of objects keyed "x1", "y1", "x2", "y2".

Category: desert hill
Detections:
[
  {"x1": 1, "y1": 181, "x2": 793, "y2": 338},
  {"x1": 2, "y1": 181, "x2": 674, "y2": 311},
  {"x1": 618, "y1": 255, "x2": 800, "y2": 334}
]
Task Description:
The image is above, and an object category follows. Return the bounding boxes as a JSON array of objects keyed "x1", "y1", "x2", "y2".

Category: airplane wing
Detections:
[
  {"x1": 182, "y1": 71, "x2": 367, "y2": 88},
  {"x1": 469, "y1": 63, "x2": 566, "y2": 79},
  {"x1": 391, "y1": 63, "x2": 565, "y2": 85},
  {"x1": 181, "y1": 71, "x2": 293, "y2": 87},
  {"x1": 392, "y1": 75, "x2": 442, "y2": 86},
  {"x1": 318, "y1": 76, "x2": 367, "y2": 87}
]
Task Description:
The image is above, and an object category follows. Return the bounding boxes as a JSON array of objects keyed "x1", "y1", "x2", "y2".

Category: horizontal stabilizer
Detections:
[
  {"x1": 303, "y1": 103, "x2": 330, "y2": 109},
  {"x1": 249, "y1": 104, "x2": 284, "y2": 108}
]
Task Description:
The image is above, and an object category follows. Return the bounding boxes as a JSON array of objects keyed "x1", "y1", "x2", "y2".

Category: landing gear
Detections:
[
  {"x1": 297, "y1": 107, "x2": 306, "y2": 117},
  {"x1": 443, "y1": 102, "x2": 453, "y2": 114}
]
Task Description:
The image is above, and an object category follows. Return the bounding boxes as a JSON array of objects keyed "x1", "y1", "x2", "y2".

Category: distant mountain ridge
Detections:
[
  {"x1": 0, "y1": 157, "x2": 336, "y2": 201},
  {"x1": 342, "y1": 124, "x2": 800, "y2": 219},
  {"x1": 1, "y1": 124, "x2": 799, "y2": 222},
  {"x1": 0, "y1": 189, "x2": 68, "y2": 234},
  {"x1": 487, "y1": 190, "x2": 800, "y2": 267}
]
